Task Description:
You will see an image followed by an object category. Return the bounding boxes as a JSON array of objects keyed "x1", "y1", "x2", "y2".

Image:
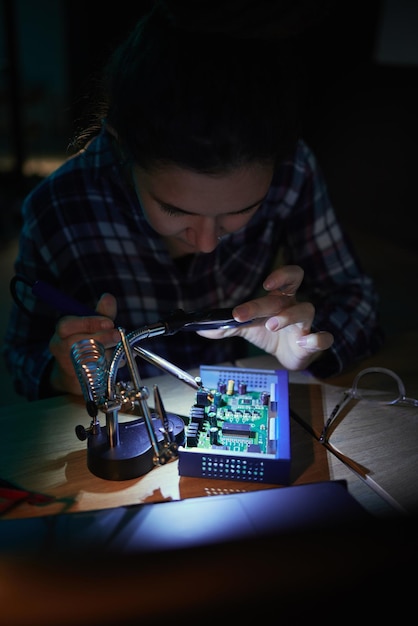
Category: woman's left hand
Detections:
[{"x1": 197, "y1": 264, "x2": 334, "y2": 371}]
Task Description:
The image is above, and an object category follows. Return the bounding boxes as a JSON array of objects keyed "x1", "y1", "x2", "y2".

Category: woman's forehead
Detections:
[{"x1": 133, "y1": 162, "x2": 274, "y2": 215}]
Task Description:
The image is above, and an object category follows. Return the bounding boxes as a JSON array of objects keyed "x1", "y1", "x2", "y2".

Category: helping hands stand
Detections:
[
  {"x1": 71, "y1": 309, "x2": 242, "y2": 481},
  {"x1": 9, "y1": 276, "x2": 255, "y2": 481}
]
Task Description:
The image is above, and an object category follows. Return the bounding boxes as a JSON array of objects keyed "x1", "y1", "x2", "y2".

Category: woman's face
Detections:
[{"x1": 132, "y1": 162, "x2": 274, "y2": 257}]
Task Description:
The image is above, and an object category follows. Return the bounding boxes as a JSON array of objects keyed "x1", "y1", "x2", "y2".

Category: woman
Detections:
[{"x1": 3, "y1": 1, "x2": 384, "y2": 400}]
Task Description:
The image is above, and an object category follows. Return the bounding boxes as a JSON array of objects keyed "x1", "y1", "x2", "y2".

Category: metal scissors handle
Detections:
[{"x1": 164, "y1": 307, "x2": 253, "y2": 332}]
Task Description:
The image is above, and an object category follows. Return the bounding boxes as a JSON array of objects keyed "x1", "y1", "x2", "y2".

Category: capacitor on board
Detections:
[
  {"x1": 261, "y1": 391, "x2": 270, "y2": 406},
  {"x1": 238, "y1": 382, "x2": 247, "y2": 394}
]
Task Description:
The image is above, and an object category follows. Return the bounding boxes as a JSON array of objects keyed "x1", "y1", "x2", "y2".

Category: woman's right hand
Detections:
[{"x1": 48, "y1": 293, "x2": 121, "y2": 396}]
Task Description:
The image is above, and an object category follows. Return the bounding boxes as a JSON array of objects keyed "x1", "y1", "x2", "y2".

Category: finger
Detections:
[
  {"x1": 232, "y1": 266, "x2": 305, "y2": 322},
  {"x1": 296, "y1": 330, "x2": 334, "y2": 352},
  {"x1": 50, "y1": 327, "x2": 115, "y2": 358},
  {"x1": 196, "y1": 327, "x2": 236, "y2": 340},
  {"x1": 262, "y1": 265, "x2": 304, "y2": 295},
  {"x1": 264, "y1": 301, "x2": 315, "y2": 333},
  {"x1": 96, "y1": 292, "x2": 118, "y2": 320},
  {"x1": 54, "y1": 315, "x2": 117, "y2": 341},
  {"x1": 233, "y1": 291, "x2": 303, "y2": 323},
  {"x1": 54, "y1": 293, "x2": 118, "y2": 341}
]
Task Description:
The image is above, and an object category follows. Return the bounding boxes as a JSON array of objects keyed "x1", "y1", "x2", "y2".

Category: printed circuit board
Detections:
[{"x1": 177, "y1": 365, "x2": 291, "y2": 484}]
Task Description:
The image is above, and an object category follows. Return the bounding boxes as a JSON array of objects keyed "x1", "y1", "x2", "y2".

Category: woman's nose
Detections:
[{"x1": 192, "y1": 217, "x2": 220, "y2": 253}]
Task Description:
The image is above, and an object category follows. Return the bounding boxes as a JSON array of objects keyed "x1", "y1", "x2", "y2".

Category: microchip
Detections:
[{"x1": 222, "y1": 422, "x2": 254, "y2": 437}]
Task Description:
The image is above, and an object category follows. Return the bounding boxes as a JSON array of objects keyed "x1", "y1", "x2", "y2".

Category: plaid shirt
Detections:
[{"x1": 3, "y1": 128, "x2": 384, "y2": 400}]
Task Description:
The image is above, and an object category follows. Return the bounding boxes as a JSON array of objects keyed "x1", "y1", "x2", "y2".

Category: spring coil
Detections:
[{"x1": 71, "y1": 338, "x2": 109, "y2": 407}]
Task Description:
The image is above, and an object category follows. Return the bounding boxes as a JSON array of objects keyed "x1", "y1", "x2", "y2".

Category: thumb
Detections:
[{"x1": 95, "y1": 292, "x2": 118, "y2": 321}]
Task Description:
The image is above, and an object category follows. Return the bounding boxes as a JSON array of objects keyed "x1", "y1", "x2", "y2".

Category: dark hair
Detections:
[{"x1": 91, "y1": 2, "x2": 309, "y2": 172}]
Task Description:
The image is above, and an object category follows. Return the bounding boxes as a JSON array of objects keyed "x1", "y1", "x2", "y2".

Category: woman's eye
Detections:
[
  {"x1": 159, "y1": 202, "x2": 260, "y2": 218},
  {"x1": 160, "y1": 204, "x2": 184, "y2": 217},
  {"x1": 236, "y1": 204, "x2": 260, "y2": 215}
]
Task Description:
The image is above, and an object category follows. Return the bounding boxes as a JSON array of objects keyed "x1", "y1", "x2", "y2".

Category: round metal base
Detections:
[{"x1": 86, "y1": 412, "x2": 185, "y2": 480}]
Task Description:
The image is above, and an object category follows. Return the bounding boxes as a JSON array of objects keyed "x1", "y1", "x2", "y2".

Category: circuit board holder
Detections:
[{"x1": 178, "y1": 365, "x2": 291, "y2": 484}]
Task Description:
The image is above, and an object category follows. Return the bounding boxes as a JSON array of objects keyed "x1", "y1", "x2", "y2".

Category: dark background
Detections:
[
  {"x1": 0, "y1": 0, "x2": 418, "y2": 405},
  {"x1": 1, "y1": 0, "x2": 418, "y2": 244},
  {"x1": 1, "y1": 0, "x2": 418, "y2": 238}
]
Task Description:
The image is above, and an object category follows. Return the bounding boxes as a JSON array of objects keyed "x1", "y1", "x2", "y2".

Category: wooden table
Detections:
[
  {"x1": 1, "y1": 354, "x2": 416, "y2": 520},
  {"x1": 0, "y1": 366, "x2": 330, "y2": 519},
  {"x1": 238, "y1": 353, "x2": 418, "y2": 516},
  {"x1": 1, "y1": 356, "x2": 417, "y2": 626}
]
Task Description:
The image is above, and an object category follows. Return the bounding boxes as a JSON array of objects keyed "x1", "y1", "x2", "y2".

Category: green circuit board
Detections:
[
  {"x1": 185, "y1": 387, "x2": 273, "y2": 455},
  {"x1": 178, "y1": 365, "x2": 291, "y2": 484}
]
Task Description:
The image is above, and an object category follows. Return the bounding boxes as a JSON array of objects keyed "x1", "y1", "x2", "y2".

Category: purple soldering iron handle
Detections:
[
  {"x1": 32, "y1": 283, "x2": 254, "y2": 330},
  {"x1": 32, "y1": 280, "x2": 96, "y2": 317},
  {"x1": 13, "y1": 276, "x2": 252, "y2": 330}
]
